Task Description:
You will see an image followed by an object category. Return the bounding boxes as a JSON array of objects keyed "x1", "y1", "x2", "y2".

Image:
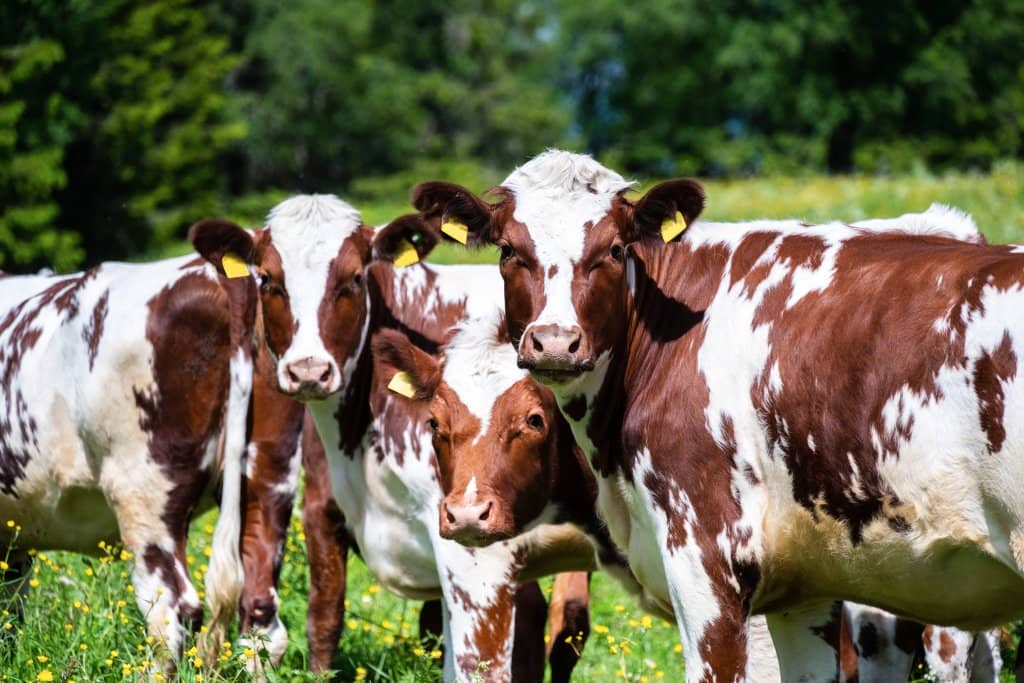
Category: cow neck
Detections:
[{"x1": 330, "y1": 262, "x2": 467, "y2": 459}]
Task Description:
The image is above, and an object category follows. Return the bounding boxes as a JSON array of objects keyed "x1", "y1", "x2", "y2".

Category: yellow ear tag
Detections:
[
  {"x1": 387, "y1": 371, "x2": 417, "y2": 398},
  {"x1": 393, "y1": 239, "x2": 420, "y2": 268},
  {"x1": 441, "y1": 219, "x2": 469, "y2": 245},
  {"x1": 660, "y1": 210, "x2": 688, "y2": 243},
  {"x1": 221, "y1": 252, "x2": 250, "y2": 278}
]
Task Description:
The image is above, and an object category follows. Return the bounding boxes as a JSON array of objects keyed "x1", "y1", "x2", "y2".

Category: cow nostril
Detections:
[
  {"x1": 287, "y1": 367, "x2": 300, "y2": 384},
  {"x1": 445, "y1": 504, "x2": 456, "y2": 525},
  {"x1": 319, "y1": 368, "x2": 331, "y2": 383},
  {"x1": 532, "y1": 334, "x2": 543, "y2": 352},
  {"x1": 568, "y1": 337, "x2": 580, "y2": 354},
  {"x1": 478, "y1": 501, "x2": 492, "y2": 522}
]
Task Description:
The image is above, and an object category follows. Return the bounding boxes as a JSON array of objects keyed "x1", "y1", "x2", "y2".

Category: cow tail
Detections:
[{"x1": 200, "y1": 270, "x2": 258, "y2": 662}]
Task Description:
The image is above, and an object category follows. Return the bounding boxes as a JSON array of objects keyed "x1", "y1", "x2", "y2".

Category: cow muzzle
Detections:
[
  {"x1": 439, "y1": 494, "x2": 513, "y2": 547},
  {"x1": 517, "y1": 323, "x2": 595, "y2": 384},
  {"x1": 280, "y1": 356, "x2": 338, "y2": 400}
]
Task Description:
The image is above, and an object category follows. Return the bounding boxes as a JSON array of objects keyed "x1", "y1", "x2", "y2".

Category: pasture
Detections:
[{"x1": 5, "y1": 166, "x2": 1023, "y2": 682}]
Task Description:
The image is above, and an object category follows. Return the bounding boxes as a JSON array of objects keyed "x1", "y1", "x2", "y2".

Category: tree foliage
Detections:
[
  {"x1": 1, "y1": 0, "x2": 243, "y2": 271},
  {"x1": 559, "y1": 0, "x2": 1024, "y2": 176},
  {"x1": 1, "y1": 0, "x2": 1021, "y2": 272}
]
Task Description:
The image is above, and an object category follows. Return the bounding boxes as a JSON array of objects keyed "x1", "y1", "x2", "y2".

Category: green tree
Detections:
[
  {"x1": 558, "y1": 0, "x2": 1024, "y2": 175},
  {"x1": 228, "y1": 0, "x2": 570, "y2": 192},
  {"x1": 1, "y1": 0, "x2": 244, "y2": 272}
]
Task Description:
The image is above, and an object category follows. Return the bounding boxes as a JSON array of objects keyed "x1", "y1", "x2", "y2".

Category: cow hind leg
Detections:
[
  {"x1": 545, "y1": 572, "x2": 590, "y2": 683},
  {"x1": 511, "y1": 581, "x2": 547, "y2": 683}
]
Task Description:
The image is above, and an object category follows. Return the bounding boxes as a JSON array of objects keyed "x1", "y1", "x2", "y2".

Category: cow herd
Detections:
[{"x1": 2, "y1": 149, "x2": 1024, "y2": 681}]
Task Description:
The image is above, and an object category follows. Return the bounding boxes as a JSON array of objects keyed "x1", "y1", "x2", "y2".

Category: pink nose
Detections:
[
  {"x1": 282, "y1": 357, "x2": 335, "y2": 398},
  {"x1": 517, "y1": 323, "x2": 594, "y2": 378},
  {"x1": 440, "y1": 496, "x2": 501, "y2": 546}
]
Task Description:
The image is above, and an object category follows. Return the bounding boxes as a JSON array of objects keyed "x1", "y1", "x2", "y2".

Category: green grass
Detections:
[
  {"x1": 1, "y1": 510, "x2": 683, "y2": 682},
  {"x1": 12, "y1": 169, "x2": 1024, "y2": 681}
]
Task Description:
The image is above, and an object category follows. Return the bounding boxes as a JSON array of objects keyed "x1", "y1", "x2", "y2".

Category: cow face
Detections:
[
  {"x1": 372, "y1": 324, "x2": 574, "y2": 547},
  {"x1": 413, "y1": 150, "x2": 705, "y2": 389},
  {"x1": 190, "y1": 200, "x2": 439, "y2": 401}
]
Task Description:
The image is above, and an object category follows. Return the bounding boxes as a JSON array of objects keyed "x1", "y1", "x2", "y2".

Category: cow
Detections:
[
  {"x1": 411, "y1": 149, "x2": 1024, "y2": 681},
  {"x1": 843, "y1": 604, "x2": 1002, "y2": 682},
  {"x1": 189, "y1": 195, "x2": 616, "y2": 681},
  {"x1": 0, "y1": 236, "x2": 257, "y2": 666},
  {"x1": 228, "y1": 338, "x2": 597, "y2": 681}
]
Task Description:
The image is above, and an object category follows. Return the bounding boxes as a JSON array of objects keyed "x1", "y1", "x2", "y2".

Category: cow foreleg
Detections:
[
  {"x1": 545, "y1": 572, "x2": 590, "y2": 683},
  {"x1": 129, "y1": 540, "x2": 204, "y2": 666},
  {"x1": 841, "y1": 605, "x2": 918, "y2": 682},
  {"x1": 238, "y1": 457, "x2": 297, "y2": 676},
  {"x1": 511, "y1": 581, "x2": 547, "y2": 683},
  {"x1": 439, "y1": 554, "x2": 518, "y2": 682},
  {"x1": 301, "y1": 420, "x2": 351, "y2": 673},
  {"x1": 660, "y1": 533, "x2": 764, "y2": 682},
  {"x1": 766, "y1": 601, "x2": 847, "y2": 682}
]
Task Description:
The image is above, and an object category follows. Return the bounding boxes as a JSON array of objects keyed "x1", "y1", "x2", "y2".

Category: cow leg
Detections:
[
  {"x1": 545, "y1": 572, "x2": 590, "y2": 683},
  {"x1": 110, "y1": 462, "x2": 208, "y2": 666},
  {"x1": 968, "y1": 629, "x2": 1003, "y2": 682},
  {"x1": 765, "y1": 601, "x2": 844, "y2": 682},
  {"x1": 301, "y1": 419, "x2": 351, "y2": 674},
  {"x1": 419, "y1": 599, "x2": 444, "y2": 656},
  {"x1": 924, "y1": 625, "x2": 1002, "y2": 683},
  {"x1": 438, "y1": 550, "x2": 519, "y2": 682},
  {"x1": 511, "y1": 581, "x2": 547, "y2": 683},
  {"x1": 238, "y1": 454, "x2": 298, "y2": 675},
  {"x1": 659, "y1": 531, "x2": 761, "y2": 682},
  {"x1": 239, "y1": 378, "x2": 304, "y2": 676},
  {"x1": 843, "y1": 605, "x2": 917, "y2": 682}
]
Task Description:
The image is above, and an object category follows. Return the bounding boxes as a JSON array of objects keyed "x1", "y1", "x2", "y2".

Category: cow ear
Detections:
[
  {"x1": 371, "y1": 328, "x2": 442, "y2": 401},
  {"x1": 411, "y1": 181, "x2": 495, "y2": 246},
  {"x1": 372, "y1": 215, "x2": 441, "y2": 267},
  {"x1": 189, "y1": 219, "x2": 256, "y2": 277},
  {"x1": 624, "y1": 179, "x2": 706, "y2": 245}
]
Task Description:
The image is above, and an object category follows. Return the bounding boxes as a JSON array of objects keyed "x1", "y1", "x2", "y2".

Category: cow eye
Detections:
[
  {"x1": 498, "y1": 244, "x2": 514, "y2": 262},
  {"x1": 428, "y1": 417, "x2": 439, "y2": 432},
  {"x1": 526, "y1": 413, "x2": 545, "y2": 431},
  {"x1": 610, "y1": 244, "x2": 624, "y2": 262},
  {"x1": 259, "y1": 275, "x2": 283, "y2": 296},
  {"x1": 352, "y1": 272, "x2": 364, "y2": 287}
]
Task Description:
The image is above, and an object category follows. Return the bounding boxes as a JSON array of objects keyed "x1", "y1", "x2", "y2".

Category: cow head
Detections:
[
  {"x1": 190, "y1": 198, "x2": 439, "y2": 401},
  {"x1": 412, "y1": 150, "x2": 705, "y2": 389},
  {"x1": 371, "y1": 319, "x2": 579, "y2": 547}
]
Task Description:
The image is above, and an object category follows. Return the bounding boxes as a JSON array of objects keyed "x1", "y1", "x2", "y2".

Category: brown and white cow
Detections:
[
  {"x1": 0, "y1": 231, "x2": 257, "y2": 664},
  {"x1": 413, "y1": 149, "x2": 1024, "y2": 681},
  {"x1": 191, "y1": 195, "x2": 609, "y2": 681}
]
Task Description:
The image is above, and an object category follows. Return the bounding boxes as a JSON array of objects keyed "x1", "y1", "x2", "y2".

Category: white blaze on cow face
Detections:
[
  {"x1": 498, "y1": 151, "x2": 636, "y2": 386},
  {"x1": 261, "y1": 195, "x2": 370, "y2": 400}
]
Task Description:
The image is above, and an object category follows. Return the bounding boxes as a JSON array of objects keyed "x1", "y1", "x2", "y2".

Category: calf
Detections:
[
  {"x1": 191, "y1": 196, "x2": 609, "y2": 681},
  {"x1": 0, "y1": 237, "x2": 256, "y2": 663},
  {"x1": 413, "y1": 149, "x2": 1024, "y2": 681}
]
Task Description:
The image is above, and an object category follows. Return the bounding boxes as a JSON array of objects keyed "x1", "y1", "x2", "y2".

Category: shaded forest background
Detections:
[{"x1": 2, "y1": 0, "x2": 1022, "y2": 272}]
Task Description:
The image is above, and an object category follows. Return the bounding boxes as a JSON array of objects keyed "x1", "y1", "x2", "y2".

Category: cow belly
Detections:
[
  {"x1": 758, "y1": 505, "x2": 1024, "y2": 629},
  {"x1": 0, "y1": 485, "x2": 118, "y2": 553}
]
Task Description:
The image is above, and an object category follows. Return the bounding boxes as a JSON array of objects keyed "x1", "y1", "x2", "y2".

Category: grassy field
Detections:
[{"x1": 6, "y1": 167, "x2": 1024, "y2": 682}]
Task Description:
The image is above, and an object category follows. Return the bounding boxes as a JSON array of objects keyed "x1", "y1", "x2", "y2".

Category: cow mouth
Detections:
[
  {"x1": 519, "y1": 359, "x2": 596, "y2": 385},
  {"x1": 279, "y1": 382, "x2": 337, "y2": 402},
  {"x1": 441, "y1": 527, "x2": 514, "y2": 548}
]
